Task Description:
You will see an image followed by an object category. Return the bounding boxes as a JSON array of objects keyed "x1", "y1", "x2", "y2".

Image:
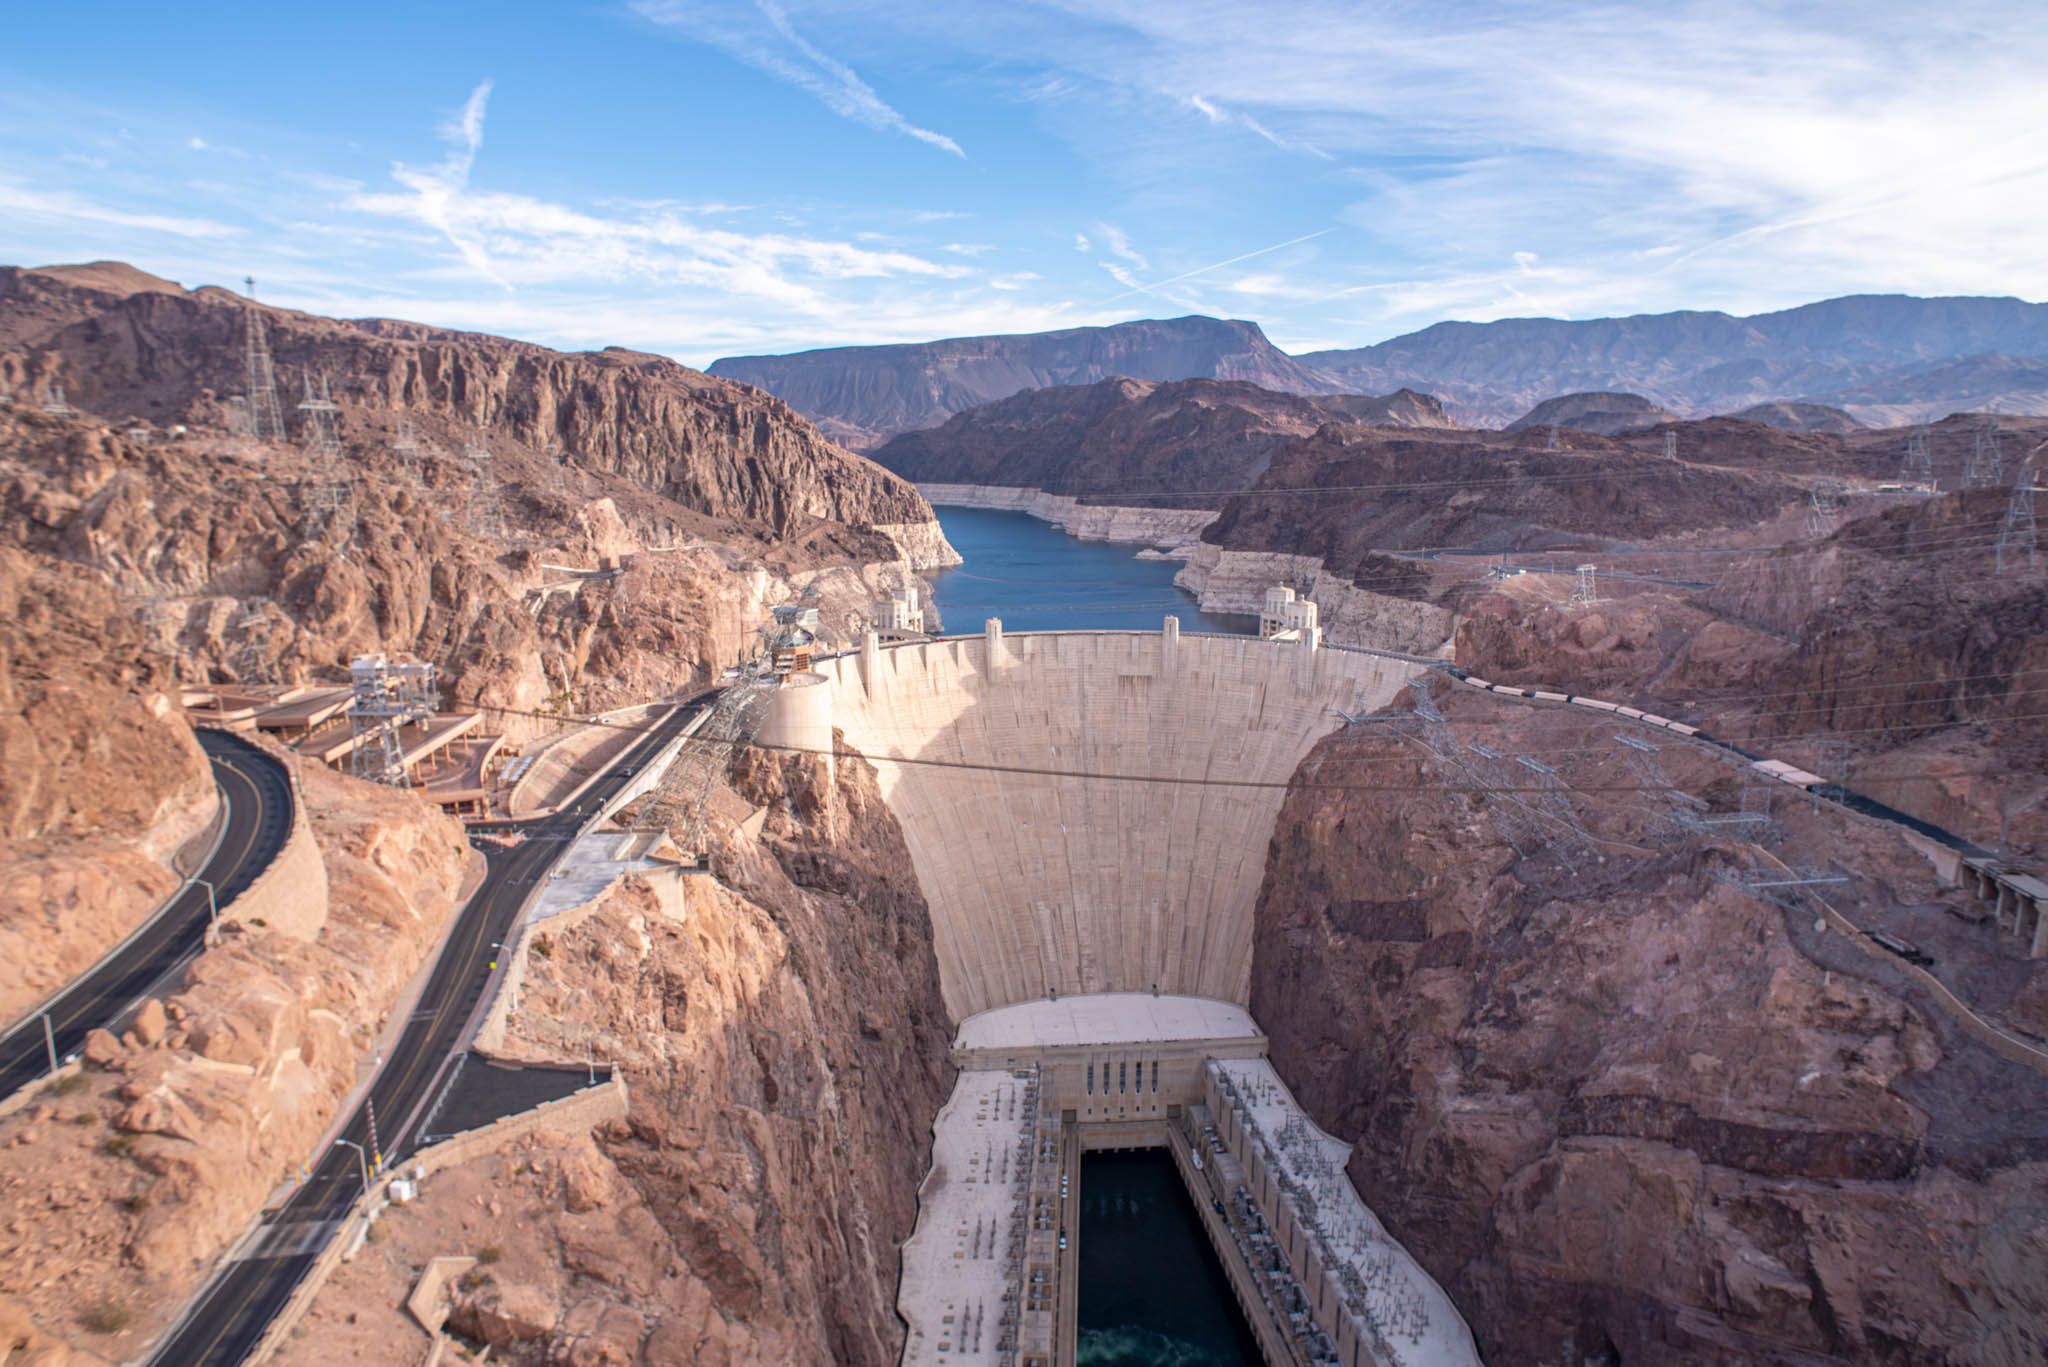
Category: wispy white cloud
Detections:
[
  {"x1": 0, "y1": 178, "x2": 236, "y2": 239},
  {"x1": 629, "y1": 0, "x2": 963, "y2": 156},
  {"x1": 1093, "y1": 221, "x2": 1147, "y2": 269},
  {"x1": 376, "y1": 79, "x2": 505, "y2": 287},
  {"x1": 1185, "y1": 92, "x2": 1331, "y2": 160}
]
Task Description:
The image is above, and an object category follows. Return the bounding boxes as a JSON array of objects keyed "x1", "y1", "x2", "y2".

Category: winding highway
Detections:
[
  {"x1": 0, "y1": 730, "x2": 293, "y2": 1100},
  {"x1": 149, "y1": 698, "x2": 702, "y2": 1366}
]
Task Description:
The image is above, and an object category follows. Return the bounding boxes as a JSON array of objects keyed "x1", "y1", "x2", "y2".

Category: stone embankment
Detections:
[
  {"x1": 1174, "y1": 544, "x2": 1458, "y2": 655},
  {"x1": 917, "y1": 482, "x2": 1217, "y2": 547}
]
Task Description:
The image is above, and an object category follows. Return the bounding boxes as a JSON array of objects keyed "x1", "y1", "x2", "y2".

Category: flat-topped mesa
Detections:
[{"x1": 798, "y1": 621, "x2": 1428, "y2": 1019}]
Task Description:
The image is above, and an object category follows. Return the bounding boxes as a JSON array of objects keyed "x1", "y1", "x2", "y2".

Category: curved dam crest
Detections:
[{"x1": 801, "y1": 627, "x2": 1426, "y2": 1020}]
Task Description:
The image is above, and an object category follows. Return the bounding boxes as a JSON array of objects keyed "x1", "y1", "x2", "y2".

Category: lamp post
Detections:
[
  {"x1": 334, "y1": 1138, "x2": 371, "y2": 1201},
  {"x1": 195, "y1": 878, "x2": 219, "y2": 945}
]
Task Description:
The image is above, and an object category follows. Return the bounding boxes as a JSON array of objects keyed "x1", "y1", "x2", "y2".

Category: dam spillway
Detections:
[{"x1": 810, "y1": 625, "x2": 1426, "y2": 1020}]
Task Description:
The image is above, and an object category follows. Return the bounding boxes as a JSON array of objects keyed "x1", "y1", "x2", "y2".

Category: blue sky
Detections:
[{"x1": 3, "y1": 2, "x2": 2043, "y2": 366}]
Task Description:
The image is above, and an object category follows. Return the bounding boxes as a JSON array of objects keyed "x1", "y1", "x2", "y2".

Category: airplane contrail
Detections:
[{"x1": 1099, "y1": 227, "x2": 1338, "y2": 304}]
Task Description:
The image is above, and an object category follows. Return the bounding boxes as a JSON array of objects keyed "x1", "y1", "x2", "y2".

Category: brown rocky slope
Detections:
[
  {"x1": 0, "y1": 263, "x2": 955, "y2": 718},
  {"x1": 274, "y1": 745, "x2": 955, "y2": 1365}
]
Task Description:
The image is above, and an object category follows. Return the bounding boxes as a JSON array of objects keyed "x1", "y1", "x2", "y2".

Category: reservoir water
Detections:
[
  {"x1": 1077, "y1": 1149, "x2": 1262, "y2": 1367},
  {"x1": 927, "y1": 505, "x2": 1255, "y2": 635}
]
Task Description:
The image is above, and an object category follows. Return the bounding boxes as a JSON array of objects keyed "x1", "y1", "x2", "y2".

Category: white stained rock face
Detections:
[{"x1": 815, "y1": 630, "x2": 1423, "y2": 1018}]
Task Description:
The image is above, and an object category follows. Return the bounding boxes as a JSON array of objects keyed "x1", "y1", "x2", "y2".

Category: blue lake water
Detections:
[{"x1": 926, "y1": 505, "x2": 1255, "y2": 635}]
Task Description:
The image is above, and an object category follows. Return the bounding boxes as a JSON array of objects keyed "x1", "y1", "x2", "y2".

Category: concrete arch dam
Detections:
[{"x1": 791, "y1": 626, "x2": 1427, "y2": 1020}]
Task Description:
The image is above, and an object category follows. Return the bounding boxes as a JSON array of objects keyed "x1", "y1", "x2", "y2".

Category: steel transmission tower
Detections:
[
  {"x1": 347, "y1": 655, "x2": 438, "y2": 785},
  {"x1": 242, "y1": 278, "x2": 287, "y2": 441},
  {"x1": 1997, "y1": 465, "x2": 2040, "y2": 573},
  {"x1": 1569, "y1": 563, "x2": 1599, "y2": 606},
  {"x1": 1966, "y1": 426, "x2": 2003, "y2": 488},
  {"x1": 1663, "y1": 430, "x2": 1677, "y2": 462},
  {"x1": 1898, "y1": 429, "x2": 1934, "y2": 488},
  {"x1": 296, "y1": 374, "x2": 354, "y2": 543},
  {"x1": 1804, "y1": 477, "x2": 1842, "y2": 540}
]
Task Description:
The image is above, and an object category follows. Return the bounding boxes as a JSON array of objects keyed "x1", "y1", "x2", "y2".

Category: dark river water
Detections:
[
  {"x1": 926, "y1": 505, "x2": 1255, "y2": 635},
  {"x1": 1076, "y1": 1149, "x2": 1262, "y2": 1367}
]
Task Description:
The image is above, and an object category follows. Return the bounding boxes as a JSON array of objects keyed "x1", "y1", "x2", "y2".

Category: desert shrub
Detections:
[
  {"x1": 79, "y1": 1298, "x2": 132, "y2": 1334},
  {"x1": 477, "y1": 1243, "x2": 504, "y2": 1265}
]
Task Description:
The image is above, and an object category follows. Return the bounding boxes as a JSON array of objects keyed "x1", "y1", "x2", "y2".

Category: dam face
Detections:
[{"x1": 811, "y1": 626, "x2": 1423, "y2": 1019}]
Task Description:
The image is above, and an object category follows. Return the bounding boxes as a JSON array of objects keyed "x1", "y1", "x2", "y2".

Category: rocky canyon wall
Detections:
[
  {"x1": 274, "y1": 747, "x2": 955, "y2": 1366},
  {"x1": 1247, "y1": 685, "x2": 2048, "y2": 1365}
]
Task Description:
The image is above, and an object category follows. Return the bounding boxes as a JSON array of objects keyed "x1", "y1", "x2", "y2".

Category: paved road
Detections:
[
  {"x1": 0, "y1": 730, "x2": 293, "y2": 1100},
  {"x1": 151, "y1": 700, "x2": 702, "y2": 1366}
]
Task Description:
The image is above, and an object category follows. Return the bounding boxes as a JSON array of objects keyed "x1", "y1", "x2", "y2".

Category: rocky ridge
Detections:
[
  {"x1": 1505, "y1": 391, "x2": 1680, "y2": 435},
  {"x1": 710, "y1": 315, "x2": 1342, "y2": 448}
]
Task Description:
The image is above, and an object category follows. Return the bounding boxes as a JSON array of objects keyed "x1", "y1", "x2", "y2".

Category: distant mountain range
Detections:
[
  {"x1": 710, "y1": 294, "x2": 2048, "y2": 442},
  {"x1": 709, "y1": 315, "x2": 1338, "y2": 449}
]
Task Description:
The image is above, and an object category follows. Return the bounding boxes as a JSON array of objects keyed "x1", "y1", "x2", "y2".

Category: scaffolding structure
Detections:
[{"x1": 347, "y1": 655, "x2": 438, "y2": 785}]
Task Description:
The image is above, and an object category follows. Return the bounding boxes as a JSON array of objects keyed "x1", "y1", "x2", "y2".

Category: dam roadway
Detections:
[
  {"x1": 0, "y1": 730, "x2": 292, "y2": 1101},
  {"x1": 148, "y1": 700, "x2": 702, "y2": 1367}
]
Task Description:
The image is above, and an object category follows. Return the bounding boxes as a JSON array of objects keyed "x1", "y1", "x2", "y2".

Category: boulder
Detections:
[{"x1": 131, "y1": 998, "x2": 168, "y2": 1046}]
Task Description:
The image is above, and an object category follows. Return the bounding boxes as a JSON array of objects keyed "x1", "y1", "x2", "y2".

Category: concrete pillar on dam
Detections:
[
  {"x1": 1162, "y1": 615, "x2": 1179, "y2": 675},
  {"x1": 860, "y1": 628, "x2": 879, "y2": 694},
  {"x1": 985, "y1": 616, "x2": 1007, "y2": 672}
]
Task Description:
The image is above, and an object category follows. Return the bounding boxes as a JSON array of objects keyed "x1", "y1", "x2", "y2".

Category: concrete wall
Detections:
[{"x1": 814, "y1": 629, "x2": 1425, "y2": 1018}]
